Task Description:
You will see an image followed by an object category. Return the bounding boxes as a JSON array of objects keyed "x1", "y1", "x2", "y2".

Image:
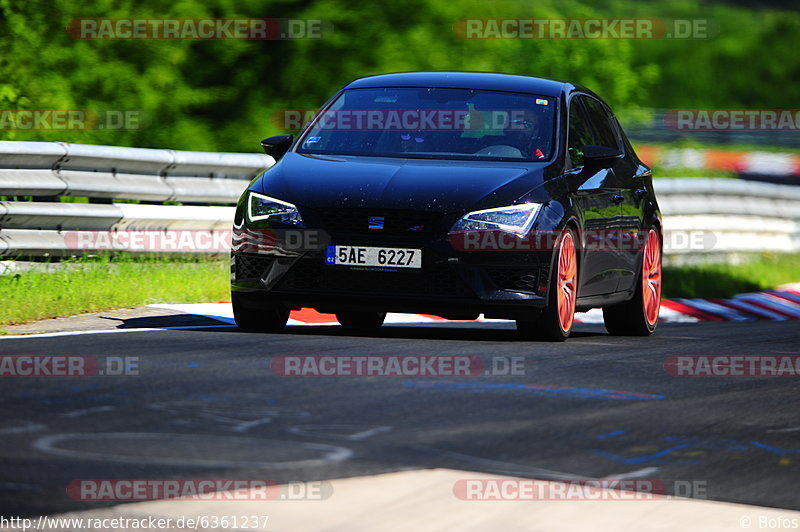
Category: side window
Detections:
[
  {"x1": 583, "y1": 97, "x2": 619, "y2": 149},
  {"x1": 567, "y1": 97, "x2": 594, "y2": 167}
]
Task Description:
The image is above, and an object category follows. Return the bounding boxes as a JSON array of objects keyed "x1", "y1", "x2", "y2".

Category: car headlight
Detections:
[
  {"x1": 449, "y1": 203, "x2": 541, "y2": 237},
  {"x1": 247, "y1": 192, "x2": 304, "y2": 225}
]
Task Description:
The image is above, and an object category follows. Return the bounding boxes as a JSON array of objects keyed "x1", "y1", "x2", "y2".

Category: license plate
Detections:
[{"x1": 326, "y1": 245, "x2": 422, "y2": 269}]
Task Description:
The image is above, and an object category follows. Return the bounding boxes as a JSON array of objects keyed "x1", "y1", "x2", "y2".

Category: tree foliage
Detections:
[{"x1": 0, "y1": 0, "x2": 797, "y2": 152}]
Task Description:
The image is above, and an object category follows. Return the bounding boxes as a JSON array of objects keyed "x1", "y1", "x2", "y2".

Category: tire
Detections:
[
  {"x1": 516, "y1": 228, "x2": 578, "y2": 342},
  {"x1": 603, "y1": 227, "x2": 662, "y2": 336},
  {"x1": 232, "y1": 292, "x2": 290, "y2": 333},
  {"x1": 336, "y1": 311, "x2": 387, "y2": 330}
]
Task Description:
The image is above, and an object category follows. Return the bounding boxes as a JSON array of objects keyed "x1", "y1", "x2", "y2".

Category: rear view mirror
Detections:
[{"x1": 261, "y1": 134, "x2": 294, "y2": 161}]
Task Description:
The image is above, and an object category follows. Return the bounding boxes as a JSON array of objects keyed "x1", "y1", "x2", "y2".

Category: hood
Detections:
[{"x1": 256, "y1": 152, "x2": 549, "y2": 214}]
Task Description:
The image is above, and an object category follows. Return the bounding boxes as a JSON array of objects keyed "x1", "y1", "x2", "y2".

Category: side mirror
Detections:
[
  {"x1": 582, "y1": 145, "x2": 623, "y2": 168},
  {"x1": 261, "y1": 134, "x2": 294, "y2": 161}
]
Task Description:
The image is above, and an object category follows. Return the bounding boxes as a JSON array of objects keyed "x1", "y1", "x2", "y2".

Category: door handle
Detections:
[
  {"x1": 634, "y1": 188, "x2": 648, "y2": 199},
  {"x1": 611, "y1": 194, "x2": 625, "y2": 204}
]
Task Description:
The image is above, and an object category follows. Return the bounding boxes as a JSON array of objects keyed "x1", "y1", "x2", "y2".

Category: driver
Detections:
[{"x1": 504, "y1": 109, "x2": 546, "y2": 159}]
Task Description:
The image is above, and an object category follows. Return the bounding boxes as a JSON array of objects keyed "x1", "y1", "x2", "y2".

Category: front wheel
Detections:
[
  {"x1": 603, "y1": 227, "x2": 662, "y2": 336},
  {"x1": 517, "y1": 228, "x2": 578, "y2": 341},
  {"x1": 232, "y1": 292, "x2": 290, "y2": 333}
]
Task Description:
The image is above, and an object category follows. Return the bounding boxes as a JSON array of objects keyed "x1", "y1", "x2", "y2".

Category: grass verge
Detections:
[
  {"x1": 0, "y1": 255, "x2": 229, "y2": 327},
  {"x1": 663, "y1": 253, "x2": 800, "y2": 299},
  {"x1": 652, "y1": 167, "x2": 737, "y2": 179}
]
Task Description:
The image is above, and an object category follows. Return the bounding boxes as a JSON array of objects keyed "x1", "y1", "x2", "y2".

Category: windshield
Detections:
[{"x1": 296, "y1": 87, "x2": 557, "y2": 161}]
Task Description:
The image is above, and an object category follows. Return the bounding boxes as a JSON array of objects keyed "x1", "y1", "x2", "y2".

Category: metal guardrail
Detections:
[
  {"x1": 654, "y1": 179, "x2": 800, "y2": 259},
  {"x1": 0, "y1": 141, "x2": 272, "y2": 203},
  {"x1": 0, "y1": 141, "x2": 798, "y2": 257},
  {"x1": 0, "y1": 141, "x2": 269, "y2": 255}
]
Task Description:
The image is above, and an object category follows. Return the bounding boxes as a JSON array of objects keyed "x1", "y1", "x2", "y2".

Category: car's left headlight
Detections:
[
  {"x1": 247, "y1": 192, "x2": 304, "y2": 225},
  {"x1": 449, "y1": 203, "x2": 542, "y2": 237}
]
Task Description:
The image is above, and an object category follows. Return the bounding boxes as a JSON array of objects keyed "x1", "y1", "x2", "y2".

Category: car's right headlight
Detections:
[{"x1": 247, "y1": 192, "x2": 304, "y2": 226}]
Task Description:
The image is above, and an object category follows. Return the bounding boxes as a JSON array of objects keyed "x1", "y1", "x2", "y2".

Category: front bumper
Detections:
[{"x1": 231, "y1": 241, "x2": 553, "y2": 319}]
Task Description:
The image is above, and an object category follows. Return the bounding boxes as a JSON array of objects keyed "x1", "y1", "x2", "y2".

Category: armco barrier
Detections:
[
  {"x1": 0, "y1": 141, "x2": 798, "y2": 257},
  {"x1": 0, "y1": 141, "x2": 272, "y2": 202},
  {"x1": 654, "y1": 178, "x2": 800, "y2": 258},
  {"x1": 0, "y1": 141, "x2": 267, "y2": 255}
]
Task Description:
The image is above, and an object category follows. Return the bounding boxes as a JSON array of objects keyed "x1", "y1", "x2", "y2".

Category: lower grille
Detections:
[
  {"x1": 235, "y1": 254, "x2": 275, "y2": 280},
  {"x1": 277, "y1": 259, "x2": 472, "y2": 298},
  {"x1": 486, "y1": 269, "x2": 538, "y2": 292}
]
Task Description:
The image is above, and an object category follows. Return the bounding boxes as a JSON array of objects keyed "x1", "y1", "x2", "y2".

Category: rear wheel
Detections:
[
  {"x1": 336, "y1": 311, "x2": 386, "y2": 331},
  {"x1": 232, "y1": 292, "x2": 290, "y2": 333},
  {"x1": 517, "y1": 228, "x2": 578, "y2": 341},
  {"x1": 603, "y1": 227, "x2": 662, "y2": 336}
]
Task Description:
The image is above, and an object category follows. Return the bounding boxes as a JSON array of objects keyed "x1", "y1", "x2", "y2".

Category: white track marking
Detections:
[
  {"x1": 148, "y1": 401, "x2": 310, "y2": 433},
  {"x1": 574, "y1": 308, "x2": 605, "y2": 324},
  {"x1": 33, "y1": 433, "x2": 352, "y2": 468},
  {"x1": 61, "y1": 406, "x2": 115, "y2": 418},
  {"x1": 601, "y1": 467, "x2": 661, "y2": 480},
  {"x1": 657, "y1": 306, "x2": 700, "y2": 323},
  {"x1": 149, "y1": 303, "x2": 235, "y2": 324},
  {"x1": 154, "y1": 303, "x2": 702, "y2": 326},
  {"x1": 0, "y1": 324, "x2": 230, "y2": 340},
  {"x1": 288, "y1": 424, "x2": 392, "y2": 441},
  {"x1": 0, "y1": 422, "x2": 47, "y2": 435}
]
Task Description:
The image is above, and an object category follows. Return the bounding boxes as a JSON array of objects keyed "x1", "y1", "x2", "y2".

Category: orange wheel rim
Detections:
[
  {"x1": 556, "y1": 231, "x2": 577, "y2": 332},
  {"x1": 642, "y1": 229, "x2": 662, "y2": 326}
]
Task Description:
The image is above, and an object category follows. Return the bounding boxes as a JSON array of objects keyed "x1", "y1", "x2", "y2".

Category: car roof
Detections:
[{"x1": 343, "y1": 72, "x2": 581, "y2": 98}]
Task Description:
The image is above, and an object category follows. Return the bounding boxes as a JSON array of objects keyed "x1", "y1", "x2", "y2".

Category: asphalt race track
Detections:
[{"x1": 0, "y1": 316, "x2": 798, "y2": 517}]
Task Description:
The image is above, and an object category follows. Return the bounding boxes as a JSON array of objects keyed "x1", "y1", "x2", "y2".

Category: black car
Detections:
[{"x1": 231, "y1": 72, "x2": 662, "y2": 340}]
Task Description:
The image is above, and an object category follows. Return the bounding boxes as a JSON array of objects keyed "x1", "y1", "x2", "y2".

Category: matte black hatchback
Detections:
[{"x1": 231, "y1": 72, "x2": 662, "y2": 340}]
